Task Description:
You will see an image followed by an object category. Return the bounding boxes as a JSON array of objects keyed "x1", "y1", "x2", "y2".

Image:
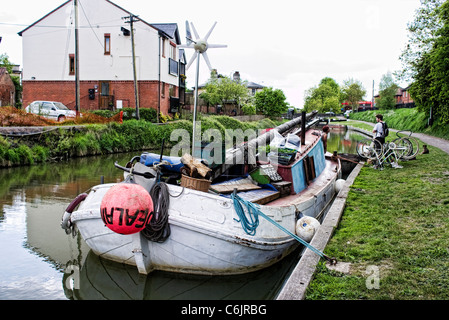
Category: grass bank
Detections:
[
  {"x1": 306, "y1": 116, "x2": 449, "y2": 299},
  {"x1": 0, "y1": 115, "x2": 278, "y2": 168},
  {"x1": 349, "y1": 108, "x2": 449, "y2": 140}
]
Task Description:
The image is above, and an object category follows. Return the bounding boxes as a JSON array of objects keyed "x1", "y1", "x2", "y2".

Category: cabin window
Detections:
[
  {"x1": 104, "y1": 34, "x2": 111, "y2": 55},
  {"x1": 69, "y1": 54, "x2": 75, "y2": 75}
]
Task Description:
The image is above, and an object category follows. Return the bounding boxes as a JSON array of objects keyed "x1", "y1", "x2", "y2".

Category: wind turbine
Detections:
[
  {"x1": 180, "y1": 21, "x2": 227, "y2": 157},
  {"x1": 181, "y1": 21, "x2": 227, "y2": 71}
]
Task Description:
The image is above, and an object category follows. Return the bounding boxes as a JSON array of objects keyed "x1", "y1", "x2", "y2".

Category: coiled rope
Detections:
[
  {"x1": 141, "y1": 182, "x2": 171, "y2": 243},
  {"x1": 231, "y1": 192, "x2": 336, "y2": 265}
]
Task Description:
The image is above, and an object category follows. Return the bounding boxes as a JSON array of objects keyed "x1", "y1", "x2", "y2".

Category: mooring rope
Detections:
[
  {"x1": 141, "y1": 182, "x2": 171, "y2": 243},
  {"x1": 231, "y1": 192, "x2": 337, "y2": 265}
]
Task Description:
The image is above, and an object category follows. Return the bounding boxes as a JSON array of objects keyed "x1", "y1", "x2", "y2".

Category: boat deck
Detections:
[{"x1": 255, "y1": 129, "x2": 340, "y2": 206}]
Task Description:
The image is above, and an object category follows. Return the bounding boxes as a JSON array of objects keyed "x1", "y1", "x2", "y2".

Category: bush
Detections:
[
  {"x1": 242, "y1": 104, "x2": 256, "y2": 115},
  {"x1": 121, "y1": 108, "x2": 158, "y2": 123}
]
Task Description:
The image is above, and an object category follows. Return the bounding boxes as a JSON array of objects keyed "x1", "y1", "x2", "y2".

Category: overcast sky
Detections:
[{"x1": 1, "y1": 0, "x2": 422, "y2": 108}]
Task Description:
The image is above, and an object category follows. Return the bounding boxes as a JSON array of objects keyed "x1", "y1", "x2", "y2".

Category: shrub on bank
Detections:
[
  {"x1": 0, "y1": 116, "x2": 276, "y2": 167},
  {"x1": 349, "y1": 108, "x2": 449, "y2": 140}
]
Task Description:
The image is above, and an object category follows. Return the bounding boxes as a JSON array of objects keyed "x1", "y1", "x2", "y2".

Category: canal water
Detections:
[{"x1": 0, "y1": 127, "x2": 366, "y2": 300}]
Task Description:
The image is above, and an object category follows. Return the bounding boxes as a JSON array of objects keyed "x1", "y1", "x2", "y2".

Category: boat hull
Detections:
[{"x1": 70, "y1": 156, "x2": 340, "y2": 275}]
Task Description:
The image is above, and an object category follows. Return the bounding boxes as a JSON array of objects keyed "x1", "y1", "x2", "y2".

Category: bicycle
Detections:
[{"x1": 356, "y1": 131, "x2": 420, "y2": 169}]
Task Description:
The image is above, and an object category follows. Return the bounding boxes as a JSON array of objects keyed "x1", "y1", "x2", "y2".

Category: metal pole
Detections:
[
  {"x1": 191, "y1": 53, "x2": 200, "y2": 157},
  {"x1": 125, "y1": 15, "x2": 140, "y2": 120},
  {"x1": 74, "y1": 0, "x2": 80, "y2": 116},
  {"x1": 301, "y1": 111, "x2": 306, "y2": 146}
]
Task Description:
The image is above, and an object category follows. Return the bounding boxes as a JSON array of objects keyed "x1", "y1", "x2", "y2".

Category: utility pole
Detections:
[
  {"x1": 74, "y1": 0, "x2": 80, "y2": 117},
  {"x1": 124, "y1": 15, "x2": 140, "y2": 120}
]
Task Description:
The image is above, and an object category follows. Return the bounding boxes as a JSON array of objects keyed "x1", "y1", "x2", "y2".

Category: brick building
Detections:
[
  {"x1": 0, "y1": 68, "x2": 16, "y2": 107},
  {"x1": 19, "y1": 0, "x2": 185, "y2": 114},
  {"x1": 395, "y1": 86, "x2": 415, "y2": 107},
  {"x1": 373, "y1": 86, "x2": 415, "y2": 109}
]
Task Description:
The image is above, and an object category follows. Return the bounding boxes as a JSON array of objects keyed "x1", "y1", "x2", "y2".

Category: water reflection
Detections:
[
  {"x1": 327, "y1": 125, "x2": 366, "y2": 155},
  {"x1": 0, "y1": 153, "x2": 132, "y2": 300},
  {"x1": 0, "y1": 127, "x2": 365, "y2": 300},
  {"x1": 67, "y1": 249, "x2": 301, "y2": 300}
]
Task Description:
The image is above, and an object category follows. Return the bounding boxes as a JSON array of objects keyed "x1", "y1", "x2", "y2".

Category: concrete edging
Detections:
[{"x1": 276, "y1": 162, "x2": 365, "y2": 300}]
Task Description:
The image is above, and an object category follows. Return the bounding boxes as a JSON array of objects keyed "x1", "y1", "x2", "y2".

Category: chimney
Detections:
[{"x1": 233, "y1": 71, "x2": 240, "y2": 82}]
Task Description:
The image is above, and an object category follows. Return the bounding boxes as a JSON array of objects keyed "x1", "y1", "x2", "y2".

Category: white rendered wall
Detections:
[{"x1": 21, "y1": 0, "x2": 179, "y2": 86}]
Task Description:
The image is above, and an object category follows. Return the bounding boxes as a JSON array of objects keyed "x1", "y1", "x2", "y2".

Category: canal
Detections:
[{"x1": 0, "y1": 126, "x2": 367, "y2": 300}]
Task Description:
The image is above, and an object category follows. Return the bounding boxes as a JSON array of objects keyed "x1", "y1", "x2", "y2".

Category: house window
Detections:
[
  {"x1": 168, "y1": 42, "x2": 178, "y2": 76},
  {"x1": 69, "y1": 54, "x2": 75, "y2": 75},
  {"x1": 161, "y1": 39, "x2": 166, "y2": 58},
  {"x1": 169, "y1": 85, "x2": 176, "y2": 97},
  {"x1": 169, "y1": 43, "x2": 176, "y2": 60},
  {"x1": 104, "y1": 34, "x2": 111, "y2": 55},
  {"x1": 169, "y1": 58, "x2": 178, "y2": 76},
  {"x1": 161, "y1": 82, "x2": 166, "y2": 97}
]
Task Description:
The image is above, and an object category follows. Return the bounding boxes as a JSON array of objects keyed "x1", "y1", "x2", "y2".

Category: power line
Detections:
[
  {"x1": 0, "y1": 22, "x2": 125, "y2": 29},
  {"x1": 78, "y1": 0, "x2": 104, "y2": 50}
]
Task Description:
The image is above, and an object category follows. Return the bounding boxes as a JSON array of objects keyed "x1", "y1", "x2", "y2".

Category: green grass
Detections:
[
  {"x1": 306, "y1": 141, "x2": 449, "y2": 300},
  {"x1": 349, "y1": 108, "x2": 449, "y2": 140}
]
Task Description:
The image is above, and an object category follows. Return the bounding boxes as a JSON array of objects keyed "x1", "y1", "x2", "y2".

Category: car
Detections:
[{"x1": 25, "y1": 101, "x2": 77, "y2": 122}]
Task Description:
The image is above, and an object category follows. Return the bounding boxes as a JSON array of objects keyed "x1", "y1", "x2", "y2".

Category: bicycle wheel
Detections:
[
  {"x1": 394, "y1": 131, "x2": 420, "y2": 160},
  {"x1": 402, "y1": 136, "x2": 420, "y2": 160},
  {"x1": 356, "y1": 138, "x2": 383, "y2": 160},
  {"x1": 391, "y1": 138, "x2": 412, "y2": 160}
]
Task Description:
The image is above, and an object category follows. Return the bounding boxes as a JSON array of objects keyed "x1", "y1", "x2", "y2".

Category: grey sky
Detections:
[{"x1": 0, "y1": 0, "x2": 422, "y2": 108}]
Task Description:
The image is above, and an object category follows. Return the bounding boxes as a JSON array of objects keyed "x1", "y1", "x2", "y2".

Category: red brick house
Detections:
[
  {"x1": 18, "y1": 0, "x2": 185, "y2": 114},
  {"x1": 373, "y1": 86, "x2": 415, "y2": 109},
  {"x1": 395, "y1": 86, "x2": 415, "y2": 107},
  {"x1": 0, "y1": 67, "x2": 16, "y2": 107}
]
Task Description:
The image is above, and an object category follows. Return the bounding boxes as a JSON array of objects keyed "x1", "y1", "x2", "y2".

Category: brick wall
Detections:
[{"x1": 22, "y1": 80, "x2": 176, "y2": 114}]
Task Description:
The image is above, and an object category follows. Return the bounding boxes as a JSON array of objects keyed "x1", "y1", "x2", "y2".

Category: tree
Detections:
[
  {"x1": 396, "y1": 0, "x2": 444, "y2": 83},
  {"x1": 376, "y1": 72, "x2": 399, "y2": 109},
  {"x1": 200, "y1": 74, "x2": 249, "y2": 113},
  {"x1": 254, "y1": 87, "x2": 289, "y2": 118},
  {"x1": 304, "y1": 77, "x2": 341, "y2": 113},
  {"x1": 341, "y1": 78, "x2": 366, "y2": 111},
  {"x1": 409, "y1": 0, "x2": 449, "y2": 124}
]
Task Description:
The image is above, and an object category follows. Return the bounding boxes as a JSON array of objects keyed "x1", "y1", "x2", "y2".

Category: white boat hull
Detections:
[{"x1": 70, "y1": 156, "x2": 340, "y2": 275}]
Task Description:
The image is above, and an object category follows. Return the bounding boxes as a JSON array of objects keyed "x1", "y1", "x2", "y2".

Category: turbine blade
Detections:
[
  {"x1": 190, "y1": 22, "x2": 200, "y2": 40},
  {"x1": 186, "y1": 51, "x2": 198, "y2": 70},
  {"x1": 204, "y1": 22, "x2": 217, "y2": 41},
  {"x1": 207, "y1": 44, "x2": 227, "y2": 49},
  {"x1": 185, "y1": 21, "x2": 193, "y2": 45},
  {"x1": 202, "y1": 52, "x2": 213, "y2": 71},
  {"x1": 178, "y1": 44, "x2": 194, "y2": 49}
]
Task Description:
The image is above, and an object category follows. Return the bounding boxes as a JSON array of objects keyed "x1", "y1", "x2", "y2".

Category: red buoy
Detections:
[{"x1": 100, "y1": 183, "x2": 153, "y2": 235}]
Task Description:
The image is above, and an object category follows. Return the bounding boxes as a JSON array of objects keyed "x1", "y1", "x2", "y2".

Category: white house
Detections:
[{"x1": 19, "y1": 0, "x2": 186, "y2": 114}]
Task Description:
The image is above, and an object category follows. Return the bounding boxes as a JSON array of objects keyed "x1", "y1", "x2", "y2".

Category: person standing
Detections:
[
  {"x1": 322, "y1": 125, "x2": 330, "y2": 153},
  {"x1": 373, "y1": 114, "x2": 385, "y2": 145}
]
